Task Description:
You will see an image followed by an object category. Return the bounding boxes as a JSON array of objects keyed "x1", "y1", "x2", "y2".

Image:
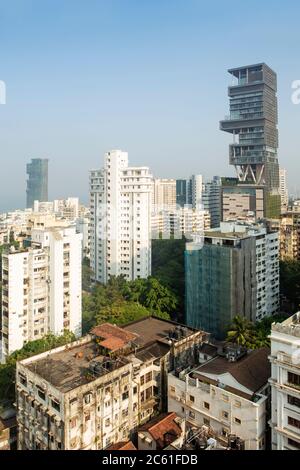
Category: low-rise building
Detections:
[
  {"x1": 16, "y1": 317, "x2": 208, "y2": 450},
  {"x1": 168, "y1": 345, "x2": 270, "y2": 450},
  {"x1": 137, "y1": 412, "x2": 185, "y2": 450},
  {"x1": 269, "y1": 312, "x2": 300, "y2": 450}
]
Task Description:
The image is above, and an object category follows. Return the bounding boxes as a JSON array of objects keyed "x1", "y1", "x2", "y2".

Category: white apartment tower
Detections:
[
  {"x1": 1, "y1": 225, "x2": 82, "y2": 360},
  {"x1": 269, "y1": 313, "x2": 300, "y2": 450},
  {"x1": 90, "y1": 150, "x2": 153, "y2": 284}
]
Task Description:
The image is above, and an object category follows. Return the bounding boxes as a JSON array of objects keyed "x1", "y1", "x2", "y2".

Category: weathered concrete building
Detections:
[{"x1": 16, "y1": 317, "x2": 208, "y2": 450}]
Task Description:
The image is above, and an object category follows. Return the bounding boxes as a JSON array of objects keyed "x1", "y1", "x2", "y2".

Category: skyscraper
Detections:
[
  {"x1": 220, "y1": 63, "x2": 281, "y2": 220},
  {"x1": 26, "y1": 158, "x2": 49, "y2": 209},
  {"x1": 89, "y1": 150, "x2": 153, "y2": 284}
]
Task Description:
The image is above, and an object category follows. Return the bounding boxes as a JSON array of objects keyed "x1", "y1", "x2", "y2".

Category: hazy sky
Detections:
[{"x1": 0, "y1": 0, "x2": 300, "y2": 212}]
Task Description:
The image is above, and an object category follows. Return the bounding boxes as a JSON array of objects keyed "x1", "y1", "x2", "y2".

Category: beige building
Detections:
[
  {"x1": 222, "y1": 188, "x2": 264, "y2": 222},
  {"x1": 16, "y1": 317, "x2": 208, "y2": 450},
  {"x1": 152, "y1": 179, "x2": 177, "y2": 211},
  {"x1": 279, "y1": 211, "x2": 300, "y2": 261}
]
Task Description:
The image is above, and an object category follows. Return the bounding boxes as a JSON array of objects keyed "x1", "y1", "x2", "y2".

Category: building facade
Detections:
[
  {"x1": 269, "y1": 312, "x2": 300, "y2": 450},
  {"x1": 26, "y1": 159, "x2": 49, "y2": 209},
  {"x1": 1, "y1": 225, "x2": 82, "y2": 360},
  {"x1": 185, "y1": 222, "x2": 280, "y2": 339},
  {"x1": 279, "y1": 168, "x2": 289, "y2": 212},
  {"x1": 16, "y1": 317, "x2": 208, "y2": 450},
  {"x1": 89, "y1": 150, "x2": 153, "y2": 284},
  {"x1": 220, "y1": 63, "x2": 281, "y2": 220},
  {"x1": 168, "y1": 346, "x2": 270, "y2": 450}
]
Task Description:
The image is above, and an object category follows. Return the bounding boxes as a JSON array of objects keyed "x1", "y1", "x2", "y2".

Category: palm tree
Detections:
[{"x1": 227, "y1": 316, "x2": 256, "y2": 347}]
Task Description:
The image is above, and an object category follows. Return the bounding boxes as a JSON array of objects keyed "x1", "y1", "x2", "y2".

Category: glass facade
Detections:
[{"x1": 26, "y1": 158, "x2": 49, "y2": 208}]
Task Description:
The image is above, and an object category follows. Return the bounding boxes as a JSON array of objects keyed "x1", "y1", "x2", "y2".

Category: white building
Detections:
[
  {"x1": 168, "y1": 345, "x2": 270, "y2": 450},
  {"x1": 151, "y1": 206, "x2": 210, "y2": 240},
  {"x1": 1, "y1": 225, "x2": 82, "y2": 360},
  {"x1": 89, "y1": 150, "x2": 153, "y2": 284},
  {"x1": 279, "y1": 168, "x2": 289, "y2": 212},
  {"x1": 269, "y1": 312, "x2": 300, "y2": 450},
  {"x1": 152, "y1": 179, "x2": 176, "y2": 211}
]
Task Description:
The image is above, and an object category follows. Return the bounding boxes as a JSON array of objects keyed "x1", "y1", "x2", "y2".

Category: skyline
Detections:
[{"x1": 1, "y1": 0, "x2": 300, "y2": 212}]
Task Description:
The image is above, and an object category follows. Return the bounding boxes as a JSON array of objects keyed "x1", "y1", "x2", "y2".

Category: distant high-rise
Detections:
[
  {"x1": 220, "y1": 63, "x2": 281, "y2": 220},
  {"x1": 26, "y1": 158, "x2": 49, "y2": 209},
  {"x1": 279, "y1": 168, "x2": 288, "y2": 211},
  {"x1": 176, "y1": 175, "x2": 203, "y2": 209}
]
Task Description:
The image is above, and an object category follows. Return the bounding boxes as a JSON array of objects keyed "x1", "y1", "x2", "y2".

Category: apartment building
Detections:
[
  {"x1": 279, "y1": 211, "x2": 300, "y2": 261},
  {"x1": 90, "y1": 150, "x2": 153, "y2": 284},
  {"x1": 269, "y1": 312, "x2": 300, "y2": 450},
  {"x1": 185, "y1": 221, "x2": 280, "y2": 339},
  {"x1": 202, "y1": 177, "x2": 222, "y2": 228},
  {"x1": 151, "y1": 206, "x2": 210, "y2": 240},
  {"x1": 1, "y1": 225, "x2": 82, "y2": 360},
  {"x1": 168, "y1": 345, "x2": 270, "y2": 450},
  {"x1": 279, "y1": 169, "x2": 289, "y2": 212},
  {"x1": 16, "y1": 317, "x2": 208, "y2": 450},
  {"x1": 176, "y1": 175, "x2": 203, "y2": 210},
  {"x1": 152, "y1": 179, "x2": 176, "y2": 211}
]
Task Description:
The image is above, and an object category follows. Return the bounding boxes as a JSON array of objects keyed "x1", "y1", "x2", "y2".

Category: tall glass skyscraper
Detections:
[
  {"x1": 220, "y1": 63, "x2": 281, "y2": 219},
  {"x1": 26, "y1": 158, "x2": 49, "y2": 208}
]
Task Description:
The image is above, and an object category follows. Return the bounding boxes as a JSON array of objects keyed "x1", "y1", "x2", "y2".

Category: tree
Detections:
[
  {"x1": 280, "y1": 260, "x2": 300, "y2": 312},
  {"x1": 226, "y1": 316, "x2": 256, "y2": 347},
  {"x1": 0, "y1": 331, "x2": 76, "y2": 403}
]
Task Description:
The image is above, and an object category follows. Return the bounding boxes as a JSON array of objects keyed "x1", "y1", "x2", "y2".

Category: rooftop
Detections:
[
  {"x1": 123, "y1": 316, "x2": 197, "y2": 348},
  {"x1": 21, "y1": 316, "x2": 204, "y2": 392},
  {"x1": 191, "y1": 347, "x2": 270, "y2": 398},
  {"x1": 272, "y1": 312, "x2": 300, "y2": 338},
  {"x1": 26, "y1": 339, "x2": 130, "y2": 393},
  {"x1": 106, "y1": 441, "x2": 137, "y2": 451},
  {"x1": 138, "y1": 412, "x2": 182, "y2": 449}
]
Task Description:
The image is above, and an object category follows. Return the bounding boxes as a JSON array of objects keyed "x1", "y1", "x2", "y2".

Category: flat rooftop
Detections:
[
  {"x1": 272, "y1": 312, "x2": 300, "y2": 338},
  {"x1": 26, "y1": 340, "x2": 129, "y2": 393},
  {"x1": 123, "y1": 317, "x2": 196, "y2": 348}
]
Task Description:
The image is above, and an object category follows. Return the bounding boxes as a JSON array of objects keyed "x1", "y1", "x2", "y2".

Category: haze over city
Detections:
[{"x1": 0, "y1": 0, "x2": 300, "y2": 212}]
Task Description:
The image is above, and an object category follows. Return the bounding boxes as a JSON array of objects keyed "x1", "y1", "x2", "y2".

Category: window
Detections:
[
  {"x1": 84, "y1": 393, "x2": 91, "y2": 404},
  {"x1": 189, "y1": 411, "x2": 195, "y2": 420},
  {"x1": 222, "y1": 394, "x2": 229, "y2": 402},
  {"x1": 222, "y1": 411, "x2": 229, "y2": 420},
  {"x1": 37, "y1": 389, "x2": 45, "y2": 401},
  {"x1": 133, "y1": 386, "x2": 137, "y2": 394},
  {"x1": 234, "y1": 400, "x2": 241, "y2": 408},
  {"x1": 19, "y1": 373, "x2": 27, "y2": 387},
  {"x1": 170, "y1": 386, "x2": 176, "y2": 394},
  {"x1": 288, "y1": 416, "x2": 300, "y2": 429},
  {"x1": 51, "y1": 399, "x2": 60, "y2": 412},
  {"x1": 204, "y1": 402, "x2": 210, "y2": 410},
  {"x1": 141, "y1": 375, "x2": 145, "y2": 386},
  {"x1": 288, "y1": 372, "x2": 300, "y2": 387},
  {"x1": 288, "y1": 438, "x2": 300, "y2": 450},
  {"x1": 105, "y1": 418, "x2": 110, "y2": 427},
  {"x1": 288, "y1": 395, "x2": 300, "y2": 408},
  {"x1": 189, "y1": 395, "x2": 195, "y2": 403},
  {"x1": 234, "y1": 417, "x2": 241, "y2": 425},
  {"x1": 122, "y1": 391, "x2": 129, "y2": 401},
  {"x1": 145, "y1": 372, "x2": 152, "y2": 383},
  {"x1": 203, "y1": 418, "x2": 210, "y2": 426}
]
